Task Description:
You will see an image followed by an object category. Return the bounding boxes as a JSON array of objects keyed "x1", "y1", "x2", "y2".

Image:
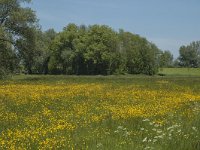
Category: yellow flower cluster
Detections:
[{"x1": 0, "y1": 79, "x2": 199, "y2": 149}]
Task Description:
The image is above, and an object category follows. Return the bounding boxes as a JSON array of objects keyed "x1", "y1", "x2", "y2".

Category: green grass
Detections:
[
  {"x1": 159, "y1": 68, "x2": 200, "y2": 76},
  {"x1": 0, "y1": 75, "x2": 200, "y2": 149}
]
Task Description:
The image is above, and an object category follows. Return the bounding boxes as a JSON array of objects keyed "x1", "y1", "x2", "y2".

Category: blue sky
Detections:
[{"x1": 28, "y1": 0, "x2": 200, "y2": 58}]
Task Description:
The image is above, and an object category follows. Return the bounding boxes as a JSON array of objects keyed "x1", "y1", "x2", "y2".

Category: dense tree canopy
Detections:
[
  {"x1": 118, "y1": 30, "x2": 160, "y2": 75},
  {"x1": 159, "y1": 50, "x2": 174, "y2": 68},
  {"x1": 48, "y1": 24, "x2": 160, "y2": 75},
  {"x1": 178, "y1": 41, "x2": 200, "y2": 68},
  {"x1": 0, "y1": 0, "x2": 36, "y2": 43},
  {"x1": 0, "y1": 27, "x2": 18, "y2": 76},
  {"x1": 0, "y1": 0, "x2": 37, "y2": 77}
]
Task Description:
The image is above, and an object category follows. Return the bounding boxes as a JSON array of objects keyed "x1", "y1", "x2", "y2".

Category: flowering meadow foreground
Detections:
[{"x1": 0, "y1": 75, "x2": 200, "y2": 150}]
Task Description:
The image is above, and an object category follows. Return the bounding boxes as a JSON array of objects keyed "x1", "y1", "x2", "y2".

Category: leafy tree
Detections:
[
  {"x1": 178, "y1": 41, "x2": 200, "y2": 68},
  {"x1": 33, "y1": 29, "x2": 57, "y2": 74},
  {"x1": 140, "y1": 42, "x2": 160, "y2": 75},
  {"x1": 119, "y1": 30, "x2": 159, "y2": 75},
  {"x1": 84, "y1": 25, "x2": 121, "y2": 75},
  {"x1": 49, "y1": 23, "x2": 78, "y2": 74},
  {"x1": 16, "y1": 27, "x2": 36, "y2": 74},
  {"x1": 0, "y1": 0, "x2": 37, "y2": 75},
  {"x1": 0, "y1": 0, "x2": 36, "y2": 44},
  {"x1": 159, "y1": 50, "x2": 173, "y2": 67},
  {"x1": 0, "y1": 27, "x2": 18, "y2": 78},
  {"x1": 72, "y1": 24, "x2": 88, "y2": 75}
]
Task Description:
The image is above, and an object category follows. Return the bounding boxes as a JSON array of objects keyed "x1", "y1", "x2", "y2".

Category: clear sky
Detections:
[{"x1": 28, "y1": 0, "x2": 200, "y2": 58}]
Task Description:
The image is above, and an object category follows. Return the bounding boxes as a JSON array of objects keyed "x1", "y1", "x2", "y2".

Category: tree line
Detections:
[{"x1": 0, "y1": 0, "x2": 200, "y2": 78}]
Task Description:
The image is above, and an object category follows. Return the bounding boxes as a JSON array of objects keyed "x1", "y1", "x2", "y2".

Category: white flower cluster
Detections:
[
  {"x1": 141, "y1": 118, "x2": 199, "y2": 150},
  {"x1": 114, "y1": 125, "x2": 131, "y2": 138}
]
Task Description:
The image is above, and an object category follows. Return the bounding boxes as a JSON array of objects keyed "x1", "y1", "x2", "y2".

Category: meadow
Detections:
[
  {"x1": 0, "y1": 75, "x2": 200, "y2": 149},
  {"x1": 159, "y1": 68, "x2": 200, "y2": 76}
]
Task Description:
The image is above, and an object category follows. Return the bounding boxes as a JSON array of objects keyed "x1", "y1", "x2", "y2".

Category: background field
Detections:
[
  {"x1": 0, "y1": 74, "x2": 200, "y2": 149},
  {"x1": 159, "y1": 68, "x2": 200, "y2": 76}
]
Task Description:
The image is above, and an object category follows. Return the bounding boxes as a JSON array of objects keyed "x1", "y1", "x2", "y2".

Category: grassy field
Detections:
[
  {"x1": 159, "y1": 68, "x2": 200, "y2": 76},
  {"x1": 0, "y1": 75, "x2": 200, "y2": 149}
]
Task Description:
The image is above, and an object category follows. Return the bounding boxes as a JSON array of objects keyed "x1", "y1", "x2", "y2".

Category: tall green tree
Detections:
[
  {"x1": 84, "y1": 25, "x2": 121, "y2": 75},
  {"x1": 16, "y1": 28, "x2": 36, "y2": 74},
  {"x1": 0, "y1": 27, "x2": 18, "y2": 78},
  {"x1": 0, "y1": 0, "x2": 37, "y2": 75},
  {"x1": 178, "y1": 41, "x2": 200, "y2": 68},
  {"x1": 32, "y1": 29, "x2": 57, "y2": 74},
  {"x1": 159, "y1": 50, "x2": 173, "y2": 67},
  {"x1": 72, "y1": 25, "x2": 88, "y2": 75},
  {"x1": 119, "y1": 30, "x2": 159, "y2": 75},
  {"x1": 0, "y1": 0, "x2": 37, "y2": 43},
  {"x1": 49, "y1": 23, "x2": 78, "y2": 74}
]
